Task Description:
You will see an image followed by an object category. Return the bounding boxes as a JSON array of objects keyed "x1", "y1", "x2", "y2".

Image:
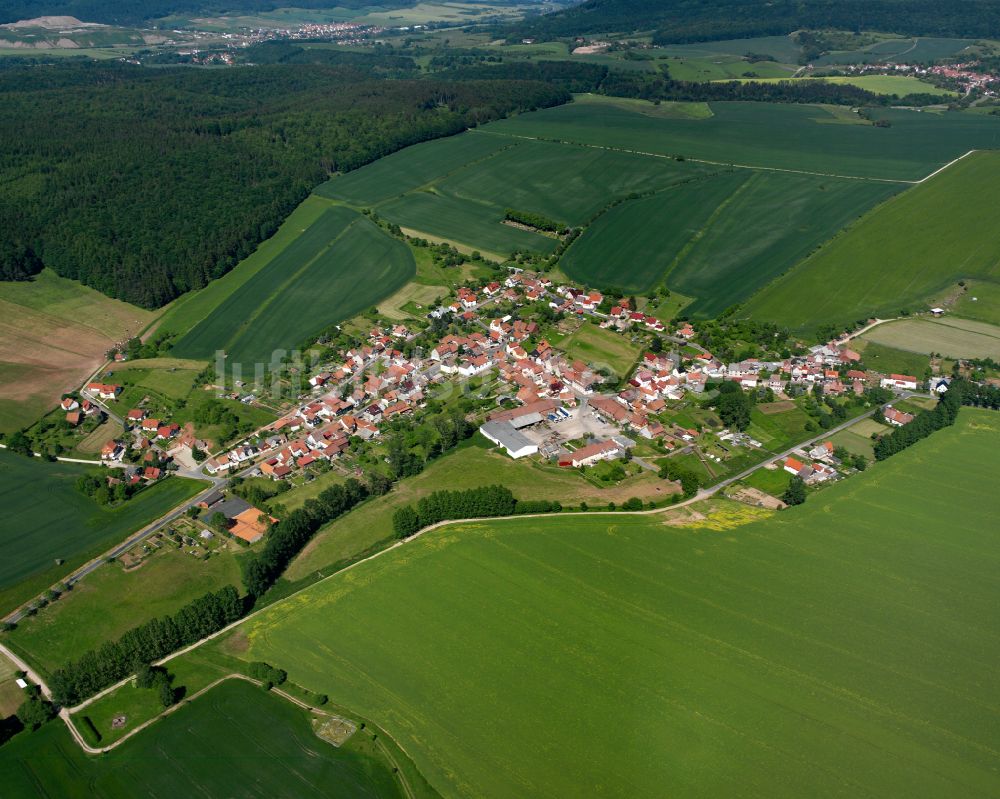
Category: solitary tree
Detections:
[{"x1": 783, "y1": 476, "x2": 807, "y2": 506}]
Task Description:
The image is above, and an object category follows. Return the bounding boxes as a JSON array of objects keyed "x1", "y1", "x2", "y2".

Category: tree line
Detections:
[
  {"x1": 504, "y1": 208, "x2": 567, "y2": 234},
  {"x1": 49, "y1": 586, "x2": 243, "y2": 706},
  {"x1": 0, "y1": 63, "x2": 568, "y2": 306},
  {"x1": 392, "y1": 485, "x2": 561, "y2": 538},
  {"x1": 872, "y1": 380, "x2": 984, "y2": 461},
  {"x1": 240, "y1": 478, "x2": 371, "y2": 599}
]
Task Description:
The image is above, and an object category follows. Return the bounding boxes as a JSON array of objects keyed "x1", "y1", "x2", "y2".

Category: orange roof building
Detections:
[{"x1": 228, "y1": 507, "x2": 275, "y2": 544}]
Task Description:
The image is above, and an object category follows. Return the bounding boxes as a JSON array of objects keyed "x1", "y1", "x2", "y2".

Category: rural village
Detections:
[{"x1": 47, "y1": 263, "x2": 948, "y2": 555}]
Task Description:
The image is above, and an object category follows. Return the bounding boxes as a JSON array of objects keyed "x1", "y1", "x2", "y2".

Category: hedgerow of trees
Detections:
[
  {"x1": 873, "y1": 379, "x2": 998, "y2": 460},
  {"x1": 392, "y1": 485, "x2": 561, "y2": 538},
  {"x1": 49, "y1": 586, "x2": 243, "y2": 706}
]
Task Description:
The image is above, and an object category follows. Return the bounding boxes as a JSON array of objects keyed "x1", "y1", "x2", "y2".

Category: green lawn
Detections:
[
  {"x1": 740, "y1": 465, "x2": 791, "y2": 495},
  {"x1": 1, "y1": 680, "x2": 407, "y2": 798},
  {"x1": 744, "y1": 151, "x2": 1000, "y2": 333},
  {"x1": 6, "y1": 544, "x2": 243, "y2": 675},
  {"x1": 560, "y1": 322, "x2": 641, "y2": 377},
  {"x1": 0, "y1": 453, "x2": 204, "y2": 613},
  {"x1": 855, "y1": 340, "x2": 931, "y2": 378},
  {"x1": 234, "y1": 408, "x2": 1000, "y2": 798},
  {"x1": 746, "y1": 403, "x2": 813, "y2": 449},
  {"x1": 171, "y1": 204, "x2": 414, "y2": 368}
]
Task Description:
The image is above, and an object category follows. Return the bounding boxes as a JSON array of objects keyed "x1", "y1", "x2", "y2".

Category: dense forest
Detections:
[
  {"x1": 435, "y1": 58, "x2": 940, "y2": 106},
  {"x1": 0, "y1": 64, "x2": 567, "y2": 306},
  {"x1": 0, "y1": 0, "x2": 407, "y2": 25},
  {"x1": 507, "y1": 0, "x2": 1000, "y2": 43}
]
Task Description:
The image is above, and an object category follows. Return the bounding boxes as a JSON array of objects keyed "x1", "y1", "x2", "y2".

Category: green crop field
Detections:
[
  {"x1": 486, "y1": 99, "x2": 1000, "y2": 181},
  {"x1": 7, "y1": 545, "x2": 243, "y2": 674},
  {"x1": 234, "y1": 408, "x2": 1000, "y2": 798},
  {"x1": 860, "y1": 316, "x2": 1000, "y2": 360},
  {"x1": 732, "y1": 75, "x2": 954, "y2": 96},
  {"x1": 667, "y1": 56, "x2": 796, "y2": 81},
  {"x1": 0, "y1": 452, "x2": 204, "y2": 613},
  {"x1": 0, "y1": 679, "x2": 406, "y2": 798},
  {"x1": 658, "y1": 35, "x2": 804, "y2": 63},
  {"x1": 815, "y1": 37, "x2": 976, "y2": 66},
  {"x1": 744, "y1": 151, "x2": 1000, "y2": 332},
  {"x1": 438, "y1": 137, "x2": 708, "y2": 226},
  {"x1": 560, "y1": 171, "x2": 746, "y2": 293},
  {"x1": 561, "y1": 168, "x2": 898, "y2": 310},
  {"x1": 316, "y1": 132, "x2": 513, "y2": 206},
  {"x1": 320, "y1": 129, "x2": 714, "y2": 258},
  {"x1": 379, "y1": 191, "x2": 557, "y2": 255},
  {"x1": 172, "y1": 204, "x2": 414, "y2": 368},
  {"x1": 157, "y1": 195, "x2": 334, "y2": 339}
]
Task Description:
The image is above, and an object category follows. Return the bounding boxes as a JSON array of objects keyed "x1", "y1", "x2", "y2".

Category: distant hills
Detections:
[
  {"x1": 0, "y1": 0, "x2": 410, "y2": 26},
  {"x1": 507, "y1": 0, "x2": 1000, "y2": 43}
]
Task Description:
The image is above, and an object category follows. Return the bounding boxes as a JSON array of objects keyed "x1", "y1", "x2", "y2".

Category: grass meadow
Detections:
[
  {"x1": 744, "y1": 151, "x2": 1000, "y2": 332},
  {"x1": 7, "y1": 544, "x2": 243, "y2": 674},
  {"x1": 172, "y1": 205, "x2": 414, "y2": 367},
  {"x1": 236, "y1": 408, "x2": 1000, "y2": 798},
  {"x1": 559, "y1": 321, "x2": 641, "y2": 377},
  {"x1": 951, "y1": 279, "x2": 1000, "y2": 326},
  {"x1": 855, "y1": 340, "x2": 931, "y2": 378},
  {"x1": 0, "y1": 680, "x2": 407, "y2": 799},
  {"x1": 284, "y1": 439, "x2": 676, "y2": 582},
  {"x1": 0, "y1": 452, "x2": 203, "y2": 614},
  {"x1": 860, "y1": 316, "x2": 1000, "y2": 360}
]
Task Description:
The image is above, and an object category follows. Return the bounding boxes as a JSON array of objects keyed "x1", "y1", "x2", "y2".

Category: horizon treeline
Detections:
[{"x1": 506, "y1": 0, "x2": 1000, "y2": 44}]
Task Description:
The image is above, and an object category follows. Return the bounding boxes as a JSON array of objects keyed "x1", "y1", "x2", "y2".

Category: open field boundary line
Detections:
[{"x1": 473, "y1": 129, "x2": 974, "y2": 185}]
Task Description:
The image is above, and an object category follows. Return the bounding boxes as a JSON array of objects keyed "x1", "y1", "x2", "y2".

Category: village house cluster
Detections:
[{"x1": 186, "y1": 266, "x2": 937, "y2": 494}]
